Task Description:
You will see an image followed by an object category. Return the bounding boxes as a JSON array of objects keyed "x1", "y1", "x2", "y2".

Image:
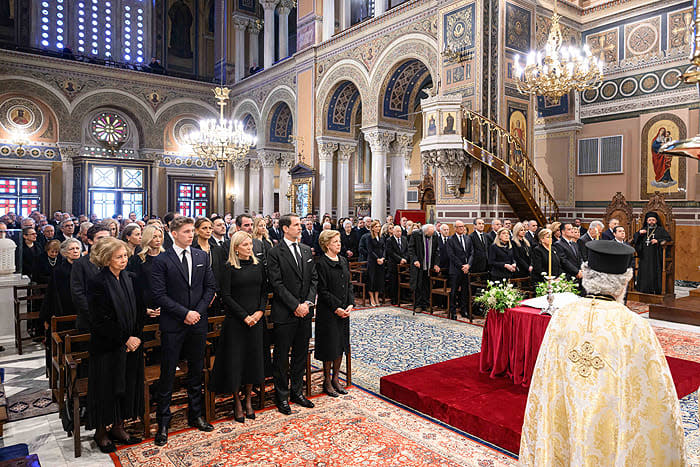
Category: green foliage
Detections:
[
  {"x1": 534, "y1": 274, "x2": 580, "y2": 297},
  {"x1": 474, "y1": 279, "x2": 525, "y2": 314}
]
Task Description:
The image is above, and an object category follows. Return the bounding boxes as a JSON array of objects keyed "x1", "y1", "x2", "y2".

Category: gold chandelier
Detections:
[
  {"x1": 514, "y1": 0, "x2": 603, "y2": 98},
  {"x1": 185, "y1": 87, "x2": 256, "y2": 165}
]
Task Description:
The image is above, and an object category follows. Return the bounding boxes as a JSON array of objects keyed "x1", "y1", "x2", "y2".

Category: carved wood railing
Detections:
[{"x1": 461, "y1": 108, "x2": 559, "y2": 224}]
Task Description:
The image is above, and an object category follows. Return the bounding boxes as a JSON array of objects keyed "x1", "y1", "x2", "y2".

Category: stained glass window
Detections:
[
  {"x1": 122, "y1": 192, "x2": 144, "y2": 218},
  {"x1": 35, "y1": 0, "x2": 150, "y2": 63},
  {"x1": 177, "y1": 182, "x2": 209, "y2": 218},
  {"x1": 0, "y1": 177, "x2": 42, "y2": 216},
  {"x1": 91, "y1": 112, "x2": 128, "y2": 146},
  {"x1": 90, "y1": 191, "x2": 117, "y2": 219},
  {"x1": 92, "y1": 167, "x2": 117, "y2": 187},
  {"x1": 122, "y1": 168, "x2": 143, "y2": 188},
  {"x1": 88, "y1": 164, "x2": 146, "y2": 219}
]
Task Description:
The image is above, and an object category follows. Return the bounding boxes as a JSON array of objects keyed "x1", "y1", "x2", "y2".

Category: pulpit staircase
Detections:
[{"x1": 461, "y1": 108, "x2": 559, "y2": 225}]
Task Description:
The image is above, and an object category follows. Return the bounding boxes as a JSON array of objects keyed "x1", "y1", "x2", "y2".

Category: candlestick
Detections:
[{"x1": 548, "y1": 245, "x2": 552, "y2": 276}]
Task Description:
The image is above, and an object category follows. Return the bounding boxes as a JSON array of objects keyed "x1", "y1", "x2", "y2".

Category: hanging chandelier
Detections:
[
  {"x1": 513, "y1": 0, "x2": 604, "y2": 98},
  {"x1": 185, "y1": 87, "x2": 256, "y2": 165}
]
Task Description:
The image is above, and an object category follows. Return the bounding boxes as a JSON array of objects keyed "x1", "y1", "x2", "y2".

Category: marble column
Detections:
[
  {"x1": 233, "y1": 16, "x2": 248, "y2": 82},
  {"x1": 374, "y1": 0, "x2": 387, "y2": 17},
  {"x1": 390, "y1": 131, "x2": 414, "y2": 215},
  {"x1": 316, "y1": 138, "x2": 337, "y2": 216},
  {"x1": 278, "y1": 0, "x2": 293, "y2": 60},
  {"x1": 337, "y1": 142, "x2": 356, "y2": 218},
  {"x1": 150, "y1": 155, "x2": 162, "y2": 217},
  {"x1": 260, "y1": 0, "x2": 278, "y2": 68},
  {"x1": 278, "y1": 152, "x2": 294, "y2": 213},
  {"x1": 248, "y1": 159, "x2": 261, "y2": 213},
  {"x1": 258, "y1": 150, "x2": 277, "y2": 215},
  {"x1": 58, "y1": 143, "x2": 80, "y2": 213},
  {"x1": 232, "y1": 159, "x2": 248, "y2": 214},
  {"x1": 340, "y1": 0, "x2": 352, "y2": 30},
  {"x1": 362, "y1": 128, "x2": 394, "y2": 220},
  {"x1": 216, "y1": 162, "x2": 227, "y2": 214},
  {"x1": 322, "y1": 0, "x2": 334, "y2": 41},
  {"x1": 247, "y1": 20, "x2": 262, "y2": 73}
]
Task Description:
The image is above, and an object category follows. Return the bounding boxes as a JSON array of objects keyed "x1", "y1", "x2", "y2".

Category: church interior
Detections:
[{"x1": 0, "y1": 0, "x2": 699, "y2": 465}]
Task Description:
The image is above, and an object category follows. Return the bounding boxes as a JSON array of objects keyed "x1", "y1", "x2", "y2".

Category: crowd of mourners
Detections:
[{"x1": 0, "y1": 206, "x2": 670, "y2": 453}]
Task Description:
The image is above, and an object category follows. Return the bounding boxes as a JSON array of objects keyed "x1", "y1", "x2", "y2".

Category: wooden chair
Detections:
[
  {"x1": 13, "y1": 284, "x2": 47, "y2": 355},
  {"x1": 64, "y1": 332, "x2": 91, "y2": 457},
  {"x1": 50, "y1": 314, "x2": 78, "y2": 412},
  {"x1": 430, "y1": 272, "x2": 451, "y2": 313},
  {"x1": 203, "y1": 315, "x2": 225, "y2": 422},
  {"x1": 397, "y1": 264, "x2": 412, "y2": 305},
  {"x1": 349, "y1": 261, "x2": 367, "y2": 306},
  {"x1": 467, "y1": 272, "x2": 490, "y2": 321},
  {"x1": 509, "y1": 277, "x2": 534, "y2": 298}
]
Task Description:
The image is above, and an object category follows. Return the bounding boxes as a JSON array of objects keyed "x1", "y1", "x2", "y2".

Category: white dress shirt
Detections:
[{"x1": 172, "y1": 243, "x2": 192, "y2": 285}]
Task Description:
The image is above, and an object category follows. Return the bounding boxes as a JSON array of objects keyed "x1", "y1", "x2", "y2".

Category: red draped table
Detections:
[{"x1": 479, "y1": 306, "x2": 551, "y2": 387}]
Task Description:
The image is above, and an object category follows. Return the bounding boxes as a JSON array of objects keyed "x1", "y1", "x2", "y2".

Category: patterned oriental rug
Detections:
[{"x1": 112, "y1": 388, "x2": 516, "y2": 467}]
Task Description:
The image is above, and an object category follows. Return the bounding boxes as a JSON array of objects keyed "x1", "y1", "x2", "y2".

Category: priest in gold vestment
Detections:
[{"x1": 520, "y1": 241, "x2": 686, "y2": 466}]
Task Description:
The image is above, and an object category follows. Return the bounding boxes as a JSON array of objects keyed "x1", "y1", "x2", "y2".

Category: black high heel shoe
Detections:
[
  {"x1": 332, "y1": 381, "x2": 348, "y2": 395},
  {"x1": 323, "y1": 383, "x2": 339, "y2": 397},
  {"x1": 233, "y1": 410, "x2": 245, "y2": 423},
  {"x1": 245, "y1": 409, "x2": 256, "y2": 420},
  {"x1": 93, "y1": 435, "x2": 116, "y2": 454}
]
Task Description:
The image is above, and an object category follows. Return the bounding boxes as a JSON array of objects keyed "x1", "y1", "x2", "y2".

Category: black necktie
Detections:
[
  {"x1": 460, "y1": 235, "x2": 465, "y2": 251},
  {"x1": 397, "y1": 238, "x2": 401, "y2": 249},
  {"x1": 181, "y1": 250, "x2": 189, "y2": 284},
  {"x1": 478, "y1": 233, "x2": 484, "y2": 247},
  {"x1": 292, "y1": 242, "x2": 302, "y2": 271}
]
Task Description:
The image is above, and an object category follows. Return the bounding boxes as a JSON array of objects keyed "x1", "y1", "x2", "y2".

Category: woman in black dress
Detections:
[
  {"x1": 33, "y1": 239, "x2": 61, "y2": 285},
  {"x1": 488, "y1": 228, "x2": 517, "y2": 281},
  {"x1": 531, "y1": 228, "x2": 562, "y2": 284},
  {"x1": 339, "y1": 220, "x2": 358, "y2": 259},
  {"x1": 315, "y1": 230, "x2": 353, "y2": 397},
  {"x1": 86, "y1": 237, "x2": 144, "y2": 453},
  {"x1": 126, "y1": 224, "x2": 164, "y2": 324},
  {"x1": 40, "y1": 238, "x2": 81, "y2": 330},
  {"x1": 511, "y1": 222, "x2": 532, "y2": 279},
  {"x1": 120, "y1": 224, "x2": 142, "y2": 257},
  {"x1": 209, "y1": 231, "x2": 267, "y2": 423},
  {"x1": 366, "y1": 220, "x2": 385, "y2": 306},
  {"x1": 192, "y1": 217, "x2": 226, "y2": 315},
  {"x1": 21, "y1": 226, "x2": 42, "y2": 281}
]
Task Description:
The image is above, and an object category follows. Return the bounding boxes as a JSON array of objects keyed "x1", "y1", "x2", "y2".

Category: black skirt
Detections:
[
  {"x1": 314, "y1": 307, "x2": 350, "y2": 361},
  {"x1": 208, "y1": 317, "x2": 264, "y2": 393}
]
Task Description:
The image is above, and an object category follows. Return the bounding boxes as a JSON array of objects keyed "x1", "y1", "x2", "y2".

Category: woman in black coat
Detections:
[
  {"x1": 126, "y1": 224, "x2": 165, "y2": 324},
  {"x1": 33, "y1": 239, "x2": 61, "y2": 286},
  {"x1": 366, "y1": 220, "x2": 386, "y2": 306},
  {"x1": 512, "y1": 222, "x2": 532, "y2": 279},
  {"x1": 339, "y1": 220, "x2": 358, "y2": 260},
  {"x1": 40, "y1": 238, "x2": 82, "y2": 330},
  {"x1": 315, "y1": 230, "x2": 353, "y2": 397},
  {"x1": 86, "y1": 237, "x2": 145, "y2": 453},
  {"x1": 209, "y1": 231, "x2": 267, "y2": 423},
  {"x1": 530, "y1": 228, "x2": 562, "y2": 284},
  {"x1": 487, "y1": 228, "x2": 517, "y2": 281},
  {"x1": 191, "y1": 217, "x2": 227, "y2": 316}
]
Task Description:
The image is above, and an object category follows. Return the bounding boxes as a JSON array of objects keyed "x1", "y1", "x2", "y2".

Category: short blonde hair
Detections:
[
  {"x1": 318, "y1": 229, "x2": 340, "y2": 253},
  {"x1": 227, "y1": 231, "x2": 258, "y2": 269},
  {"x1": 90, "y1": 236, "x2": 128, "y2": 268},
  {"x1": 493, "y1": 227, "x2": 512, "y2": 248},
  {"x1": 538, "y1": 228, "x2": 552, "y2": 241},
  {"x1": 101, "y1": 218, "x2": 120, "y2": 237},
  {"x1": 138, "y1": 224, "x2": 165, "y2": 262}
]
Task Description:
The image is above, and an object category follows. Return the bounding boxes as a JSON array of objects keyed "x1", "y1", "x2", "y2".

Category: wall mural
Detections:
[
  {"x1": 505, "y1": 3, "x2": 531, "y2": 53},
  {"x1": 640, "y1": 113, "x2": 687, "y2": 199},
  {"x1": 507, "y1": 103, "x2": 527, "y2": 148},
  {"x1": 167, "y1": 0, "x2": 195, "y2": 71}
]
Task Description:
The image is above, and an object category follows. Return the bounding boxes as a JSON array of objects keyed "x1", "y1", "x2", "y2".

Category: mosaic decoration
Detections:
[
  {"x1": 269, "y1": 103, "x2": 293, "y2": 143},
  {"x1": 383, "y1": 59, "x2": 430, "y2": 120},
  {"x1": 238, "y1": 0, "x2": 256, "y2": 14},
  {"x1": 581, "y1": 65, "x2": 690, "y2": 104},
  {"x1": 505, "y1": 3, "x2": 531, "y2": 53},
  {"x1": 640, "y1": 113, "x2": 687, "y2": 199},
  {"x1": 160, "y1": 155, "x2": 216, "y2": 169},
  {"x1": 327, "y1": 81, "x2": 361, "y2": 133},
  {"x1": 90, "y1": 112, "x2": 128, "y2": 146},
  {"x1": 442, "y1": 3, "x2": 475, "y2": 53},
  {"x1": 242, "y1": 113, "x2": 257, "y2": 137},
  {"x1": 144, "y1": 90, "x2": 167, "y2": 110},
  {"x1": 537, "y1": 94, "x2": 569, "y2": 118},
  {"x1": 0, "y1": 97, "x2": 44, "y2": 135},
  {"x1": 586, "y1": 28, "x2": 619, "y2": 65},
  {"x1": 668, "y1": 8, "x2": 693, "y2": 50},
  {"x1": 172, "y1": 117, "x2": 199, "y2": 146},
  {"x1": 624, "y1": 17, "x2": 661, "y2": 58},
  {"x1": 535, "y1": 14, "x2": 579, "y2": 49},
  {"x1": 0, "y1": 145, "x2": 59, "y2": 160}
]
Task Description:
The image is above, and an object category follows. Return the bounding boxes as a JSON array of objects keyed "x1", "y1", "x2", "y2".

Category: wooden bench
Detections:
[
  {"x1": 64, "y1": 332, "x2": 91, "y2": 457},
  {"x1": 13, "y1": 284, "x2": 47, "y2": 355},
  {"x1": 49, "y1": 314, "x2": 78, "y2": 412},
  {"x1": 397, "y1": 264, "x2": 412, "y2": 306},
  {"x1": 203, "y1": 315, "x2": 226, "y2": 422},
  {"x1": 349, "y1": 261, "x2": 367, "y2": 306},
  {"x1": 430, "y1": 272, "x2": 451, "y2": 314}
]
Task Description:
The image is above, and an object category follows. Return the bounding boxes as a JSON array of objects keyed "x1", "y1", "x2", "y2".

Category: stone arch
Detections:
[
  {"x1": 82, "y1": 107, "x2": 141, "y2": 151},
  {"x1": 0, "y1": 78, "x2": 70, "y2": 140},
  {"x1": 322, "y1": 80, "x2": 363, "y2": 138},
  {"x1": 70, "y1": 91, "x2": 154, "y2": 149},
  {"x1": 367, "y1": 34, "x2": 438, "y2": 127},
  {"x1": 260, "y1": 87, "x2": 295, "y2": 125},
  {"x1": 154, "y1": 98, "x2": 217, "y2": 124},
  {"x1": 315, "y1": 60, "x2": 370, "y2": 135},
  {"x1": 260, "y1": 87, "x2": 295, "y2": 147},
  {"x1": 266, "y1": 102, "x2": 294, "y2": 147},
  {"x1": 231, "y1": 99, "x2": 262, "y2": 134}
]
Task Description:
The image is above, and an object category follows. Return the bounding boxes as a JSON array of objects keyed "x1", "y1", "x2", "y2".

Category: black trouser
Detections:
[
  {"x1": 157, "y1": 329, "x2": 206, "y2": 427},
  {"x1": 272, "y1": 318, "x2": 312, "y2": 402},
  {"x1": 388, "y1": 263, "x2": 400, "y2": 304},
  {"x1": 449, "y1": 272, "x2": 469, "y2": 317},
  {"x1": 414, "y1": 270, "x2": 431, "y2": 309}
]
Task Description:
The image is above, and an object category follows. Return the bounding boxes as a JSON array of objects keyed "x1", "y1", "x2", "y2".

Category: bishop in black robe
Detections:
[{"x1": 633, "y1": 211, "x2": 672, "y2": 295}]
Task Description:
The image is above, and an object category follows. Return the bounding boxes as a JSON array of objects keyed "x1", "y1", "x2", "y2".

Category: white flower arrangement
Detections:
[{"x1": 474, "y1": 279, "x2": 525, "y2": 314}]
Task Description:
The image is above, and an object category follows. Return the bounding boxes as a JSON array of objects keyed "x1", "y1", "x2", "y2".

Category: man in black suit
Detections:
[
  {"x1": 578, "y1": 220, "x2": 603, "y2": 261},
  {"x1": 210, "y1": 215, "x2": 227, "y2": 248},
  {"x1": 268, "y1": 218, "x2": 283, "y2": 245},
  {"x1": 70, "y1": 225, "x2": 110, "y2": 330},
  {"x1": 485, "y1": 219, "x2": 502, "y2": 245},
  {"x1": 301, "y1": 218, "x2": 318, "y2": 256},
  {"x1": 237, "y1": 214, "x2": 268, "y2": 262},
  {"x1": 601, "y1": 218, "x2": 619, "y2": 240},
  {"x1": 385, "y1": 225, "x2": 409, "y2": 305},
  {"x1": 525, "y1": 220, "x2": 539, "y2": 247},
  {"x1": 553, "y1": 223, "x2": 583, "y2": 281},
  {"x1": 408, "y1": 224, "x2": 440, "y2": 313},
  {"x1": 161, "y1": 212, "x2": 177, "y2": 250},
  {"x1": 355, "y1": 217, "x2": 370, "y2": 239},
  {"x1": 151, "y1": 216, "x2": 217, "y2": 446},
  {"x1": 447, "y1": 220, "x2": 473, "y2": 319},
  {"x1": 436, "y1": 224, "x2": 451, "y2": 273},
  {"x1": 468, "y1": 218, "x2": 489, "y2": 274},
  {"x1": 267, "y1": 214, "x2": 318, "y2": 415},
  {"x1": 54, "y1": 219, "x2": 75, "y2": 243}
]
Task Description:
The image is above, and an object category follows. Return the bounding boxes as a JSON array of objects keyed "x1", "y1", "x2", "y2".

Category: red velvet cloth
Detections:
[{"x1": 480, "y1": 306, "x2": 551, "y2": 387}]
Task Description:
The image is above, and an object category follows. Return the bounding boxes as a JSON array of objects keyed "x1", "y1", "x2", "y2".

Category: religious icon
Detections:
[
  {"x1": 426, "y1": 113, "x2": 437, "y2": 136},
  {"x1": 9, "y1": 107, "x2": 30, "y2": 126},
  {"x1": 650, "y1": 128, "x2": 677, "y2": 188},
  {"x1": 509, "y1": 109, "x2": 526, "y2": 147},
  {"x1": 443, "y1": 112, "x2": 456, "y2": 134},
  {"x1": 168, "y1": 0, "x2": 194, "y2": 59}
]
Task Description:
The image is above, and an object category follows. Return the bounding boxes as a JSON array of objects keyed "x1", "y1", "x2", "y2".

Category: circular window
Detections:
[{"x1": 91, "y1": 112, "x2": 128, "y2": 146}]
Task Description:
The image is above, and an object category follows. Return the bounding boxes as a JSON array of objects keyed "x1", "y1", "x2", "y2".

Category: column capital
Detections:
[
  {"x1": 316, "y1": 137, "x2": 338, "y2": 161},
  {"x1": 279, "y1": 151, "x2": 295, "y2": 169},
  {"x1": 362, "y1": 128, "x2": 395, "y2": 153},
  {"x1": 258, "y1": 149, "x2": 278, "y2": 167},
  {"x1": 233, "y1": 159, "x2": 249, "y2": 170},
  {"x1": 249, "y1": 159, "x2": 261, "y2": 171},
  {"x1": 422, "y1": 149, "x2": 469, "y2": 196},
  {"x1": 392, "y1": 131, "x2": 415, "y2": 160},
  {"x1": 259, "y1": 0, "x2": 278, "y2": 11},
  {"x1": 247, "y1": 19, "x2": 263, "y2": 34},
  {"x1": 337, "y1": 142, "x2": 356, "y2": 161},
  {"x1": 57, "y1": 142, "x2": 82, "y2": 161},
  {"x1": 233, "y1": 15, "x2": 249, "y2": 30},
  {"x1": 277, "y1": 2, "x2": 292, "y2": 15}
]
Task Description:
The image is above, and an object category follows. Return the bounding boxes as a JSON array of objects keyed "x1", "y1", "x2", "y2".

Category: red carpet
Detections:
[{"x1": 379, "y1": 353, "x2": 700, "y2": 454}]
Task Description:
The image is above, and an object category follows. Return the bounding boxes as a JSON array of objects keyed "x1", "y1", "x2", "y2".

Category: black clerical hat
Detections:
[{"x1": 585, "y1": 240, "x2": 634, "y2": 274}]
